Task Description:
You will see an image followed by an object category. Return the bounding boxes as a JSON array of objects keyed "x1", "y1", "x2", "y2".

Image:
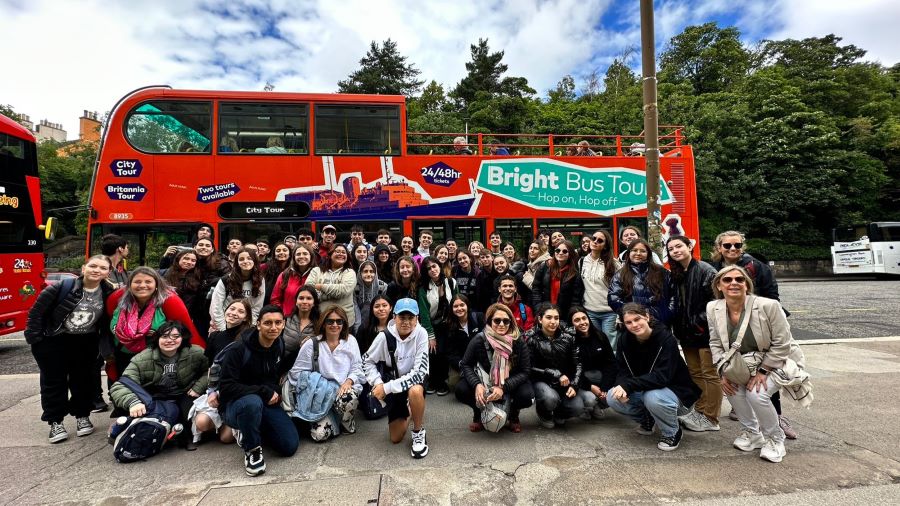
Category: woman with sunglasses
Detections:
[
  {"x1": 665, "y1": 235, "x2": 720, "y2": 433},
  {"x1": 578, "y1": 230, "x2": 620, "y2": 340},
  {"x1": 307, "y1": 244, "x2": 358, "y2": 329},
  {"x1": 525, "y1": 303, "x2": 582, "y2": 428},
  {"x1": 289, "y1": 306, "x2": 365, "y2": 441},
  {"x1": 456, "y1": 303, "x2": 533, "y2": 433},
  {"x1": 606, "y1": 303, "x2": 700, "y2": 452},
  {"x1": 608, "y1": 239, "x2": 674, "y2": 329},
  {"x1": 707, "y1": 265, "x2": 810, "y2": 462},
  {"x1": 709, "y1": 230, "x2": 795, "y2": 439},
  {"x1": 531, "y1": 240, "x2": 584, "y2": 319}
]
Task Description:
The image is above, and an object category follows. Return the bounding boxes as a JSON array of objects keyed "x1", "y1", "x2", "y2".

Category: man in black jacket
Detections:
[
  {"x1": 219, "y1": 305, "x2": 298, "y2": 476},
  {"x1": 607, "y1": 303, "x2": 700, "y2": 452}
]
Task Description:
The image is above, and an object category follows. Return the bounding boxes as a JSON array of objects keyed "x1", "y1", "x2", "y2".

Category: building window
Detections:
[
  {"x1": 314, "y1": 105, "x2": 400, "y2": 156},
  {"x1": 125, "y1": 101, "x2": 211, "y2": 154},
  {"x1": 218, "y1": 102, "x2": 308, "y2": 154}
]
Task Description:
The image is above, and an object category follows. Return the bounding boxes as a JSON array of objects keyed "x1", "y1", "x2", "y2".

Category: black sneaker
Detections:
[
  {"x1": 436, "y1": 386, "x2": 450, "y2": 396},
  {"x1": 48, "y1": 422, "x2": 68, "y2": 444},
  {"x1": 657, "y1": 428, "x2": 683, "y2": 451},
  {"x1": 636, "y1": 414, "x2": 655, "y2": 435},
  {"x1": 244, "y1": 446, "x2": 266, "y2": 476},
  {"x1": 75, "y1": 417, "x2": 94, "y2": 437}
]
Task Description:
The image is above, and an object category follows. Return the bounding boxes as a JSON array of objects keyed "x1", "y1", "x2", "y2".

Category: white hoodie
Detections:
[{"x1": 362, "y1": 320, "x2": 429, "y2": 395}]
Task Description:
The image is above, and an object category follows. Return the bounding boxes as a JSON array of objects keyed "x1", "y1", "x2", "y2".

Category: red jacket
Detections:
[
  {"x1": 500, "y1": 295, "x2": 535, "y2": 332},
  {"x1": 270, "y1": 270, "x2": 310, "y2": 316}
]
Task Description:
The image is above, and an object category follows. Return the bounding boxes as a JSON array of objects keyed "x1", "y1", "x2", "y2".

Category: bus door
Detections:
[{"x1": 412, "y1": 219, "x2": 485, "y2": 246}]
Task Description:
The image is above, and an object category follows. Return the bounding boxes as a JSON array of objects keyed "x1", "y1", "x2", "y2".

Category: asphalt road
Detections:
[{"x1": 2, "y1": 278, "x2": 898, "y2": 376}]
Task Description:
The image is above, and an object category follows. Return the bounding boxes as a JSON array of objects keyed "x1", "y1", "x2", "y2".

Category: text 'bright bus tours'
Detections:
[
  {"x1": 0, "y1": 114, "x2": 56, "y2": 335},
  {"x1": 86, "y1": 86, "x2": 699, "y2": 264}
]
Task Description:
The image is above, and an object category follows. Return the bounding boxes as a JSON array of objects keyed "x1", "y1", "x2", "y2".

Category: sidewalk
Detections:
[{"x1": 1, "y1": 339, "x2": 899, "y2": 505}]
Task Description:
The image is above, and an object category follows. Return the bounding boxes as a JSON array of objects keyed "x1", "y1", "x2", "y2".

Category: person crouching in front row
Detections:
[
  {"x1": 362, "y1": 298, "x2": 430, "y2": 459},
  {"x1": 606, "y1": 303, "x2": 700, "y2": 451},
  {"x1": 218, "y1": 305, "x2": 298, "y2": 476}
]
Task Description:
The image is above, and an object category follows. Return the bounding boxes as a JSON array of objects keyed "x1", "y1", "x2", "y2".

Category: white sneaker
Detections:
[
  {"x1": 733, "y1": 430, "x2": 766, "y2": 452},
  {"x1": 232, "y1": 428, "x2": 243, "y2": 449},
  {"x1": 760, "y1": 438, "x2": 786, "y2": 463},
  {"x1": 410, "y1": 428, "x2": 428, "y2": 459},
  {"x1": 681, "y1": 411, "x2": 720, "y2": 432}
]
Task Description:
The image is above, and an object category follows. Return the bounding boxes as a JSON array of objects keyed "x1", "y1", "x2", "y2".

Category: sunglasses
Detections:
[
  {"x1": 721, "y1": 242, "x2": 743, "y2": 250},
  {"x1": 491, "y1": 318, "x2": 512, "y2": 326},
  {"x1": 591, "y1": 236, "x2": 605, "y2": 243},
  {"x1": 721, "y1": 276, "x2": 746, "y2": 284},
  {"x1": 324, "y1": 318, "x2": 345, "y2": 326},
  {"x1": 554, "y1": 248, "x2": 569, "y2": 254}
]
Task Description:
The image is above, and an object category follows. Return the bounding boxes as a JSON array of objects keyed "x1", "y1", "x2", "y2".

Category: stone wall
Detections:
[{"x1": 769, "y1": 259, "x2": 833, "y2": 277}]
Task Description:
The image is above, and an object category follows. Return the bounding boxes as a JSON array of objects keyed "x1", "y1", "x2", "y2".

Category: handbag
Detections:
[
  {"x1": 716, "y1": 302, "x2": 752, "y2": 385},
  {"x1": 475, "y1": 338, "x2": 511, "y2": 432}
]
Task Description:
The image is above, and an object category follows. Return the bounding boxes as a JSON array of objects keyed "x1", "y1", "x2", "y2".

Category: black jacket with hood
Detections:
[
  {"x1": 217, "y1": 329, "x2": 290, "y2": 411},
  {"x1": 614, "y1": 324, "x2": 700, "y2": 406}
]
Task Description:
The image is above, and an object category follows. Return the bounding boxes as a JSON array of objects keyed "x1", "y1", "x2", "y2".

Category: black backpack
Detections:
[
  {"x1": 361, "y1": 331, "x2": 399, "y2": 420},
  {"x1": 112, "y1": 377, "x2": 180, "y2": 463}
]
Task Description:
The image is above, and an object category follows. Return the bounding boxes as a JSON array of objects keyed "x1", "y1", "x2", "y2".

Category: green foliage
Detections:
[
  {"x1": 337, "y1": 39, "x2": 424, "y2": 96},
  {"x1": 37, "y1": 141, "x2": 95, "y2": 237},
  {"x1": 659, "y1": 22, "x2": 750, "y2": 94}
]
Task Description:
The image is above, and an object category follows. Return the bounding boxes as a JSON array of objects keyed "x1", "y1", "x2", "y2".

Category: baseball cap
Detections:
[
  {"x1": 394, "y1": 298, "x2": 419, "y2": 316},
  {"x1": 321, "y1": 224, "x2": 337, "y2": 232},
  {"x1": 284, "y1": 234, "x2": 297, "y2": 242}
]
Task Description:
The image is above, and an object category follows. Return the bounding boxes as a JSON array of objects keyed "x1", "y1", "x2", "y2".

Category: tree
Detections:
[
  {"x1": 408, "y1": 80, "x2": 449, "y2": 119},
  {"x1": 337, "y1": 39, "x2": 424, "y2": 96},
  {"x1": 659, "y1": 23, "x2": 750, "y2": 94},
  {"x1": 580, "y1": 69, "x2": 602, "y2": 101},
  {"x1": 37, "y1": 141, "x2": 94, "y2": 237},
  {"x1": 548, "y1": 75, "x2": 576, "y2": 102}
]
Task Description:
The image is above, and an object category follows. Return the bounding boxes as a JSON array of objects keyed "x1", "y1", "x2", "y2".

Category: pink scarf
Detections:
[
  {"x1": 484, "y1": 327, "x2": 515, "y2": 386},
  {"x1": 115, "y1": 299, "x2": 158, "y2": 353}
]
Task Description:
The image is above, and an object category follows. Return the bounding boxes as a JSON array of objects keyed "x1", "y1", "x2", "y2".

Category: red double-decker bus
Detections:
[
  {"x1": 0, "y1": 114, "x2": 55, "y2": 335},
  {"x1": 86, "y1": 86, "x2": 698, "y2": 265}
]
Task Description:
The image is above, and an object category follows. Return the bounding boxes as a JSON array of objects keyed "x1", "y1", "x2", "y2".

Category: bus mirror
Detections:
[{"x1": 40, "y1": 217, "x2": 58, "y2": 240}]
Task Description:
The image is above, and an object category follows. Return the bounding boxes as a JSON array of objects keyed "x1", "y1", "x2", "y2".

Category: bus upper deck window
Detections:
[{"x1": 125, "y1": 101, "x2": 212, "y2": 154}]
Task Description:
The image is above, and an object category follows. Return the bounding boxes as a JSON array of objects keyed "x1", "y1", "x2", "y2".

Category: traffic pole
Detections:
[{"x1": 640, "y1": 0, "x2": 663, "y2": 259}]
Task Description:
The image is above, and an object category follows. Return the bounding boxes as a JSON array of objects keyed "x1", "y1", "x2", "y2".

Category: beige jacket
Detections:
[{"x1": 707, "y1": 294, "x2": 803, "y2": 372}]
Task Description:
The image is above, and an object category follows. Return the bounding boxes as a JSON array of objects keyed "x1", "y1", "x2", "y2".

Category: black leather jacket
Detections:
[
  {"x1": 24, "y1": 277, "x2": 116, "y2": 344},
  {"x1": 525, "y1": 325, "x2": 582, "y2": 390},
  {"x1": 671, "y1": 259, "x2": 717, "y2": 348}
]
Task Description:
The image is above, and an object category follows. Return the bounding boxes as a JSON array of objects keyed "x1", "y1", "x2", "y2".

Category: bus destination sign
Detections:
[{"x1": 218, "y1": 202, "x2": 310, "y2": 221}]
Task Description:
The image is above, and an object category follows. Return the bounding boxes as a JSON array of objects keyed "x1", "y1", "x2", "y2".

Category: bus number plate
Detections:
[{"x1": 109, "y1": 213, "x2": 134, "y2": 220}]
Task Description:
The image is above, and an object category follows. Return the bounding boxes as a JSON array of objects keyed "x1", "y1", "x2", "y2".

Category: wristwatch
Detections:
[{"x1": 757, "y1": 367, "x2": 770, "y2": 376}]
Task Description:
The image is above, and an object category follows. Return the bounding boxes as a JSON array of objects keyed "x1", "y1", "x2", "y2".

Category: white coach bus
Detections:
[{"x1": 831, "y1": 222, "x2": 900, "y2": 276}]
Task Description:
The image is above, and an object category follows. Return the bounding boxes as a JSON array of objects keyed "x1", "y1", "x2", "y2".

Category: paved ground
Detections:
[{"x1": 1, "y1": 278, "x2": 899, "y2": 505}]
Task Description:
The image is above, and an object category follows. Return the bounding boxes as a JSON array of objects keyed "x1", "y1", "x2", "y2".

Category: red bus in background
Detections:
[
  {"x1": 86, "y1": 86, "x2": 699, "y2": 266},
  {"x1": 0, "y1": 114, "x2": 55, "y2": 336}
]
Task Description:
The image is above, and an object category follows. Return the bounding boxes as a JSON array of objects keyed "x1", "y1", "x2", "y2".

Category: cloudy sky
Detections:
[{"x1": 2, "y1": 0, "x2": 898, "y2": 140}]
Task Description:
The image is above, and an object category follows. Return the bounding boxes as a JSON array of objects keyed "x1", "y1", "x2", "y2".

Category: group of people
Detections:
[{"x1": 25, "y1": 223, "x2": 811, "y2": 476}]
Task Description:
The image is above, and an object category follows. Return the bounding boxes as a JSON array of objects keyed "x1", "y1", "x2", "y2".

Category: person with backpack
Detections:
[
  {"x1": 25, "y1": 255, "x2": 117, "y2": 444},
  {"x1": 108, "y1": 321, "x2": 208, "y2": 454},
  {"x1": 217, "y1": 305, "x2": 298, "y2": 476},
  {"x1": 496, "y1": 274, "x2": 534, "y2": 332},
  {"x1": 288, "y1": 306, "x2": 365, "y2": 441},
  {"x1": 362, "y1": 298, "x2": 430, "y2": 459},
  {"x1": 456, "y1": 303, "x2": 533, "y2": 433}
]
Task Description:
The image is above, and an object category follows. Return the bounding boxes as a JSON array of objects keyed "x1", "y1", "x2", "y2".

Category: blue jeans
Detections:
[
  {"x1": 605, "y1": 387, "x2": 686, "y2": 438},
  {"x1": 533, "y1": 381, "x2": 584, "y2": 420},
  {"x1": 225, "y1": 394, "x2": 299, "y2": 456},
  {"x1": 586, "y1": 310, "x2": 617, "y2": 348}
]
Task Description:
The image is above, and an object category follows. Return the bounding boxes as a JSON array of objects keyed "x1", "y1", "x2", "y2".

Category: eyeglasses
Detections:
[
  {"x1": 491, "y1": 318, "x2": 512, "y2": 326},
  {"x1": 591, "y1": 236, "x2": 605, "y2": 243},
  {"x1": 721, "y1": 276, "x2": 746, "y2": 284},
  {"x1": 160, "y1": 334, "x2": 182, "y2": 342},
  {"x1": 325, "y1": 318, "x2": 345, "y2": 326},
  {"x1": 554, "y1": 248, "x2": 569, "y2": 254},
  {"x1": 721, "y1": 242, "x2": 743, "y2": 250}
]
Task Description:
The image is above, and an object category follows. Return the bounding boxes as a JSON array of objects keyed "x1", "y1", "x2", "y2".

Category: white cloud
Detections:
[{"x1": 1, "y1": 0, "x2": 897, "y2": 141}]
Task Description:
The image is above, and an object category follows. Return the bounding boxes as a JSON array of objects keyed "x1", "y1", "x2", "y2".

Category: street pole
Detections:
[{"x1": 640, "y1": 0, "x2": 663, "y2": 259}]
